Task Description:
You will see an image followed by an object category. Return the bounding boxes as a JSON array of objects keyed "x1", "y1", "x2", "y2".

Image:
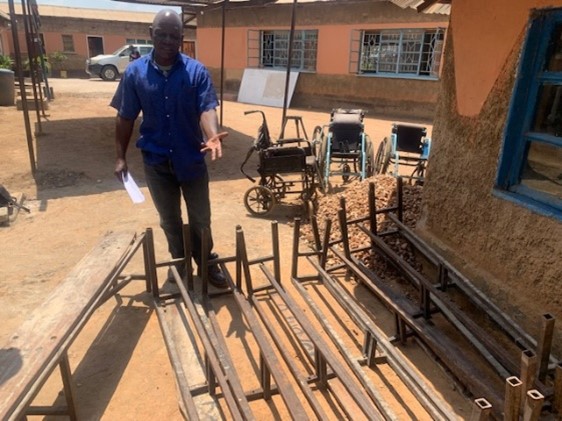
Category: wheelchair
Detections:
[
  {"x1": 374, "y1": 123, "x2": 431, "y2": 184},
  {"x1": 241, "y1": 110, "x2": 317, "y2": 216},
  {"x1": 312, "y1": 108, "x2": 375, "y2": 192}
]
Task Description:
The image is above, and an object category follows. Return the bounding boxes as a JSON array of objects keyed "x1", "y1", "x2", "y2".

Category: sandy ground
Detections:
[{"x1": 0, "y1": 78, "x2": 474, "y2": 420}]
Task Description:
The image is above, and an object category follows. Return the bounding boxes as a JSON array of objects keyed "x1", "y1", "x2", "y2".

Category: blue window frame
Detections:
[{"x1": 496, "y1": 8, "x2": 562, "y2": 219}]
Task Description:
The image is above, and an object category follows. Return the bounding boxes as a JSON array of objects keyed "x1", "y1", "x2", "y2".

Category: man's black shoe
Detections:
[{"x1": 207, "y1": 264, "x2": 228, "y2": 289}]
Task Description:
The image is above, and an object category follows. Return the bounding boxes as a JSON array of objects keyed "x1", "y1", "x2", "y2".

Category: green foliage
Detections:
[
  {"x1": 49, "y1": 51, "x2": 68, "y2": 70},
  {"x1": 0, "y1": 54, "x2": 13, "y2": 70}
]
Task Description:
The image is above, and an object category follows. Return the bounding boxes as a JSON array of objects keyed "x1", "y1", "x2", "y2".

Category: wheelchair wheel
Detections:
[
  {"x1": 411, "y1": 161, "x2": 426, "y2": 185},
  {"x1": 316, "y1": 137, "x2": 329, "y2": 192},
  {"x1": 342, "y1": 163, "x2": 351, "y2": 182},
  {"x1": 262, "y1": 175, "x2": 287, "y2": 198},
  {"x1": 374, "y1": 137, "x2": 391, "y2": 174},
  {"x1": 244, "y1": 186, "x2": 275, "y2": 216},
  {"x1": 365, "y1": 137, "x2": 375, "y2": 178}
]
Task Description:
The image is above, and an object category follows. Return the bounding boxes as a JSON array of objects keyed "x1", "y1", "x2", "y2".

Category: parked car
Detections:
[{"x1": 85, "y1": 44, "x2": 153, "y2": 81}]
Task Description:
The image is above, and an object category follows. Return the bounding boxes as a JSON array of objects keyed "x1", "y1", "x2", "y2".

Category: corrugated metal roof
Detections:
[
  {"x1": 389, "y1": 0, "x2": 450, "y2": 14},
  {"x1": 0, "y1": 3, "x2": 155, "y2": 22}
]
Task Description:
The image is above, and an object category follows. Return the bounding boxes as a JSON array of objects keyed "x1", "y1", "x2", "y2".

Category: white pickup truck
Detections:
[{"x1": 85, "y1": 44, "x2": 153, "y2": 81}]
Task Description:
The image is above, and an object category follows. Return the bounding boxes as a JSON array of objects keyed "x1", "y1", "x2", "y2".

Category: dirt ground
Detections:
[{"x1": 0, "y1": 78, "x2": 477, "y2": 420}]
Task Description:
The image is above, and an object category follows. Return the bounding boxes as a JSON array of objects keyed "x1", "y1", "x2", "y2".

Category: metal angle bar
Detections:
[
  {"x1": 326, "y1": 244, "x2": 504, "y2": 415},
  {"x1": 174, "y1": 274, "x2": 250, "y2": 420},
  {"x1": 248, "y1": 293, "x2": 332, "y2": 419},
  {"x1": 291, "y1": 276, "x2": 399, "y2": 420},
  {"x1": 258, "y1": 264, "x2": 382, "y2": 418},
  {"x1": 360, "y1": 225, "x2": 512, "y2": 380},
  {"x1": 233, "y1": 226, "x2": 310, "y2": 419},
  {"x1": 308, "y1": 250, "x2": 463, "y2": 420},
  {"x1": 387, "y1": 212, "x2": 542, "y2": 355}
]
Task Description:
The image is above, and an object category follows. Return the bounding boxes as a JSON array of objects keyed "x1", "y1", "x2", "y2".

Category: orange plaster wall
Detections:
[
  {"x1": 197, "y1": 27, "x2": 248, "y2": 69},
  {"x1": 197, "y1": 21, "x2": 448, "y2": 74},
  {"x1": 452, "y1": 0, "x2": 562, "y2": 116}
]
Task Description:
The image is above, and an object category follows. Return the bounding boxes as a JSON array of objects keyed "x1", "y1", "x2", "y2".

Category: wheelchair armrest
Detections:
[{"x1": 276, "y1": 137, "x2": 306, "y2": 145}]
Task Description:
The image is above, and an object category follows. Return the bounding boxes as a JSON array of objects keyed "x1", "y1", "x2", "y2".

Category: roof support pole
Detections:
[
  {"x1": 8, "y1": 0, "x2": 36, "y2": 174},
  {"x1": 219, "y1": 0, "x2": 227, "y2": 127},
  {"x1": 280, "y1": 0, "x2": 297, "y2": 138}
]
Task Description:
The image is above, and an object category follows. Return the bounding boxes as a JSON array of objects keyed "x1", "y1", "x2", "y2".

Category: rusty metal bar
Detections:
[
  {"x1": 504, "y1": 376, "x2": 522, "y2": 421},
  {"x1": 362, "y1": 226, "x2": 512, "y2": 379},
  {"x1": 536, "y1": 313, "x2": 555, "y2": 382},
  {"x1": 522, "y1": 389, "x2": 544, "y2": 421},
  {"x1": 387, "y1": 212, "x2": 544, "y2": 358},
  {"x1": 326, "y1": 244, "x2": 504, "y2": 414},
  {"x1": 368, "y1": 182, "x2": 377, "y2": 237},
  {"x1": 143, "y1": 228, "x2": 159, "y2": 299},
  {"x1": 292, "y1": 274, "x2": 408, "y2": 419},
  {"x1": 469, "y1": 398, "x2": 492, "y2": 420},
  {"x1": 520, "y1": 349, "x2": 538, "y2": 406},
  {"x1": 233, "y1": 225, "x2": 311, "y2": 419},
  {"x1": 173, "y1": 265, "x2": 251, "y2": 420},
  {"x1": 259, "y1": 265, "x2": 391, "y2": 418},
  {"x1": 554, "y1": 362, "x2": 562, "y2": 414}
]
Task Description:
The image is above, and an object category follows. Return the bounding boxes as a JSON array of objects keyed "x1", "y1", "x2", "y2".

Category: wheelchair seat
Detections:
[
  {"x1": 313, "y1": 108, "x2": 375, "y2": 192},
  {"x1": 374, "y1": 122, "x2": 431, "y2": 184},
  {"x1": 393, "y1": 124, "x2": 428, "y2": 157},
  {"x1": 329, "y1": 109, "x2": 364, "y2": 153}
]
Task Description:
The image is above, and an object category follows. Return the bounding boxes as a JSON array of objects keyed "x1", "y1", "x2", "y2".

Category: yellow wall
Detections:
[{"x1": 452, "y1": 0, "x2": 562, "y2": 116}]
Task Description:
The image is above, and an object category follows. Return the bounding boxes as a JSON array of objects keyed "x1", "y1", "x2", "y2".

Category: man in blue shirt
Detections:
[{"x1": 111, "y1": 9, "x2": 228, "y2": 288}]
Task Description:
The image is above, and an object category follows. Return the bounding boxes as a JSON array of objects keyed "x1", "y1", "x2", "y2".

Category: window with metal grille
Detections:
[
  {"x1": 61, "y1": 34, "x2": 74, "y2": 53},
  {"x1": 496, "y1": 9, "x2": 562, "y2": 219},
  {"x1": 258, "y1": 30, "x2": 317, "y2": 72},
  {"x1": 358, "y1": 28, "x2": 444, "y2": 78}
]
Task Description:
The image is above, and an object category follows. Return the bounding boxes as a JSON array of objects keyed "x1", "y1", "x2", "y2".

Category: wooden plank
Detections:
[{"x1": 0, "y1": 231, "x2": 136, "y2": 420}]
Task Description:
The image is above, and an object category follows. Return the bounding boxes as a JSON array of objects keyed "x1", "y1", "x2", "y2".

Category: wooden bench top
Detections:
[{"x1": 0, "y1": 230, "x2": 136, "y2": 420}]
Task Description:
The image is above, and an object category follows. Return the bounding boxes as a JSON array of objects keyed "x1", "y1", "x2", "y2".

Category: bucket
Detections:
[{"x1": 0, "y1": 69, "x2": 15, "y2": 106}]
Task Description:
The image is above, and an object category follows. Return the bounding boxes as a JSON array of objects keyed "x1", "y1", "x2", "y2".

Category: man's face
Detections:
[{"x1": 150, "y1": 15, "x2": 182, "y2": 64}]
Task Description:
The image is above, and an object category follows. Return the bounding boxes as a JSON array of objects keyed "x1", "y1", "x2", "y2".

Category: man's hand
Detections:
[
  {"x1": 200, "y1": 131, "x2": 229, "y2": 161},
  {"x1": 114, "y1": 158, "x2": 128, "y2": 182}
]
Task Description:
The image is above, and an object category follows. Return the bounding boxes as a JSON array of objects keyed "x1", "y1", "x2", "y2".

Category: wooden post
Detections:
[{"x1": 504, "y1": 376, "x2": 522, "y2": 421}]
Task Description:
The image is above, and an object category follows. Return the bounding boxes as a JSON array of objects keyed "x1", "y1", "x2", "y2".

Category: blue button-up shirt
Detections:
[{"x1": 110, "y1": 52, "x2": 219, "y2": 181}]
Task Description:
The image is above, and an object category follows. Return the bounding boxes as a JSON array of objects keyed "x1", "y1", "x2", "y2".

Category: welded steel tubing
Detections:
[
  {"x1": 259, "y1": 264, "x2": 383, "y2": 418},
  {"x1": 504, "y1": 376, "x2": 522, "y2": 421},
  {"x1": 520, "y1": 349, "x2": 538, "y2": 407},
  {"x1": 469, "y1": 398, "x2": 492, "y2": 420},
  {"x1": 536, "y1": 313, "x2": 555, "y2": 382},
  {"x1": 387, "y1": 213, "x2": 542, "y2": 357},
  {"x1": 554, "y1": 362, "x2": 562, "y2": 414},
  {"x1": 328, "y1": 244, "x2": 504, "y2": 415},
  {"x1": 522, "y1": 389, "x2": 544, "y2": 421},
  {"x1": 143, "y1": 228, "x2": 159, "y2": 299},
  {"x1": 302, "y1": 255, "x2": 457, "y2": 421},
  {"x1": 174, "y1": 266, "x2": 251, "y2": 420},
  {"x1": 363, "y1": 227, "x2": 511, "y2": 379},
  {"x1": 234, "y1": 226, "x2": 312, "y2": 420}
]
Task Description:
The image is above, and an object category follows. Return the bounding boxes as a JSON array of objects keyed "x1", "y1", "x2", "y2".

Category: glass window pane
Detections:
[
  {"x1": 521, "y1": 141, "x2": 562, "y2": 200},
  {"x1": 545, "y1": 24, "x2": 562, "y2": 71},
  {"x1": 532, "y1": 84, "x2": 562, "y2": 136}
]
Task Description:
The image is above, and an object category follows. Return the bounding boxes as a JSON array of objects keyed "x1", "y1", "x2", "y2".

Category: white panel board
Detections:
[{"x1": 237, "y1": 68, "x2": 300, "y2": 108}]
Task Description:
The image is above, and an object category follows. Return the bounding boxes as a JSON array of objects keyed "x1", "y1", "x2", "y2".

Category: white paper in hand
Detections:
[{"x1": 123, "y1": 172, "x2": 145, "y2": 204}]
